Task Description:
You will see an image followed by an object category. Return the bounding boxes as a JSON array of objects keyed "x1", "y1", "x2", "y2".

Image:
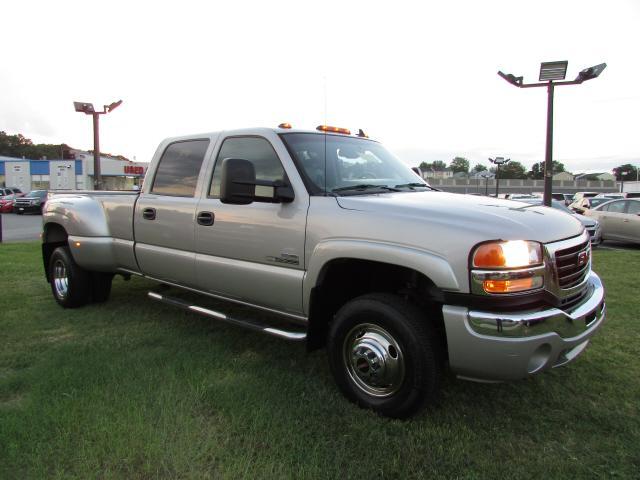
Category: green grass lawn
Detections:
[{"x1": 0, "y1": 242, "x2": 638, "y2": 479}]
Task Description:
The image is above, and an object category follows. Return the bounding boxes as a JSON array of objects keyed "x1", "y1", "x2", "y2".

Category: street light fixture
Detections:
[
  {"x1": 489, "y1": 157, "x2": 510, "y2": 197},
  {"x1": 480, "y1": 172, "x2": 492, "y2": 196},
  {"x1": 497, "y1": 61, "x2": 606, "y2": 206},
  {"x1": 621, "y1": 171, "x2": 629, "y2": 193},
  {"x1": 73, "y1": 99, "x2": 123, "y2": 190}
]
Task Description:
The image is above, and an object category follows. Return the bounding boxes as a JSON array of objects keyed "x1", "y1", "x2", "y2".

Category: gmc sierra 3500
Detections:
[{"x1": 41, "y1": 125, "x2": 605, "y2": 418}]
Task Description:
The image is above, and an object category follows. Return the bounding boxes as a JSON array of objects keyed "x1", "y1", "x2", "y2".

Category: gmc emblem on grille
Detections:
[{"x1": 577, "y1": 251, "x2": 589, "y2": 267}]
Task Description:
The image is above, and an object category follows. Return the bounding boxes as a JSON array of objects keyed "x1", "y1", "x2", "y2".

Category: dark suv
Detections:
[{"x1": 14, "y1": 190, "x2": 48, "y2": 214}]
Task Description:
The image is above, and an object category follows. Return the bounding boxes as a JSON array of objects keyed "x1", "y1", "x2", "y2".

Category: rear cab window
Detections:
[{"x1": 151, "y1": 140, "x2": 210, "y2": 197}]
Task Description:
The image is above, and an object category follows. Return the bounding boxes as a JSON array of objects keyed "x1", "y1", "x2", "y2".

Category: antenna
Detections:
[{"x1": 323, "y1": 75, "x2": 328, "y2": 125}]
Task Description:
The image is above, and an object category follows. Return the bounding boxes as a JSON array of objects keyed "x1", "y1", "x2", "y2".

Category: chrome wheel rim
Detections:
[
  {"x1": 53, "y1": 260, "x2": 69, "y2": 299},
  {"x1": 343, "y1": 323, "x2": 405, "y2": 398}
]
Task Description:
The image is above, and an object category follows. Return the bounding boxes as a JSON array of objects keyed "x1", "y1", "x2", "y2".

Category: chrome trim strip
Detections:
[
  {"x1": 467, "y1": 271, "x2": 605, "y2": 338},
  {"x1": 470, "y1": 265, "x2": 546, "y2": 295}
]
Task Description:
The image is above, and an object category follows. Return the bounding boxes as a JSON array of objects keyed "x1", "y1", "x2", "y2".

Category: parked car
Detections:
[
  {"x1": 0, "y1": 187, "x2": 24, "y2": 198},
  {"x1": 518, "y1": 199, "x2": 602, "y2": 245},
  {"x1": 551, "y1": 193, "x2": 569, "y2": 204},
  {"x1": 569, "y1": 191, "x2": 599, "y2": 210},
  {"x1": 40, "y1": 125, "x2": 605, "y2": 418},
  {"x1": 14, "y1": 190, "x2": 48, "y2": 214},
  {"x1": 595, "y1": 192, "x2": 640, "y2": 199},
  {"x1": 0, "y1": 194, "x2": 17, "y2": 213},
  {"x1": 571, "y1": 197, "x2": 614, "y2": 214},
  {"x1": 584, "y1": 199, "x2": 640, "y2": 245}
]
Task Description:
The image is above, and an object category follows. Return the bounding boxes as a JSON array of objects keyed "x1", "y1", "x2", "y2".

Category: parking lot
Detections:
[{"x1": 0, "y1": 213, "x2": 42, "y2": 242}]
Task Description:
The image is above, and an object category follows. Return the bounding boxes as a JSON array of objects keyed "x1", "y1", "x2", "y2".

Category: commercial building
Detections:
[{"x1": 0, "y1": 151, "x2": 147, "y2": 192}]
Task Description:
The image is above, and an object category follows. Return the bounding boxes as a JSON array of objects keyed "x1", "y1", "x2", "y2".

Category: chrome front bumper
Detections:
[{"x1": 442, "y1": 271, "x2": 605, "y2": 382}]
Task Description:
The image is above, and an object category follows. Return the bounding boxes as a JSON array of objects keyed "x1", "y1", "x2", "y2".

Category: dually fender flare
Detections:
[{"x1": 302, "y1": 239, "x2": 460, "y2": 314}]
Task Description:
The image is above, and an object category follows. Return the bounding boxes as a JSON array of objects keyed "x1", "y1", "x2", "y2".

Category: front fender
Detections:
[{"x1": 303, "y1": 239, "x2": 460, "y2": 314}]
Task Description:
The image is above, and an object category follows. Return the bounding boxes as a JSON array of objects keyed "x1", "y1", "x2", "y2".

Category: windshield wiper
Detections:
[
  {"x1": 330, "y1": 184, "x2": 401, "y2": 194},
  {"x1": 394, "y1": 182, "x2": 439, "y2": 191}
]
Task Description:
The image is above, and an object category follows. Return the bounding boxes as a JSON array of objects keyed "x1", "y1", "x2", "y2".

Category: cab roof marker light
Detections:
[
  {"x1": 278, "y1": 123, "x2": 292, "y2": 129},
  {"x1": 316, "y1": 125, "x2": 351, "y2": 135}
]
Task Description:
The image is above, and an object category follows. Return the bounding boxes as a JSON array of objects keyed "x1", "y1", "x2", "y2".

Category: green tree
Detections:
[
  {"x1": 471, "y1": 163, "x2": 488, "y2": 174},
  {"x1": 497, "y1": 161, "x2": 527, "y2": 179},
  {"x1": 528, "y1": 161, "x2": 566, "y2": 179},
  {"x1": 418, "y1": 160, "x2": 447, "y2": 172},
  {"x1": 612, "y1": 163, "x2": 638, "y2": 181},
  {"x1": 449, "y1": 157, "x2": 470, "y2": 174},
  {"x1": 0, "y1": 131, "x2": 73, "y2": 160}
]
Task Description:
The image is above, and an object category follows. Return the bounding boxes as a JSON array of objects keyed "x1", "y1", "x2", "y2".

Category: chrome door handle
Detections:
[
  {"x1": 197, "y1": 211, "x2": 215, "y2": 226},
  {"x1": 142, "y1": 208, "x2": 156, "y2": 220}
]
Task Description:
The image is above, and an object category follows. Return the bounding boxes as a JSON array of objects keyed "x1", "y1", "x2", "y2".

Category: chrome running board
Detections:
[{"x1": 147, "y1": 291, "x2": 307, "y2": 342}]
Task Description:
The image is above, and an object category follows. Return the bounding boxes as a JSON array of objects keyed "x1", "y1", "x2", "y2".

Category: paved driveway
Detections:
[{"x1": 0, "y1": 213, "x2": 42, "y2": 242}]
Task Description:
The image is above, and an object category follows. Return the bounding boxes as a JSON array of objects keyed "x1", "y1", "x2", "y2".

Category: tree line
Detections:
[
  {"x1": 0, "y1": 131, "x2": 130, "y2": 162},
  {"x1": 419, "y1": 156, "x2": 637, "y2": 181}
]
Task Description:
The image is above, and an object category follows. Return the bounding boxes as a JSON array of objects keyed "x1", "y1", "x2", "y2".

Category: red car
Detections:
[{"x1": 0, "y1": 194, "x2": 17, "y2": 213}]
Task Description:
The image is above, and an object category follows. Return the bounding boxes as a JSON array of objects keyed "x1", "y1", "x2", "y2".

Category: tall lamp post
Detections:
[
  {"x1": 621, "y1": 171, "x2": 628, "y2": 193},
  {"x1": 498, "y1": 61, "x2": 606, "y2": 206},
  {"x1": 480, "y1": 172, "x2": 492, "y2": 196},
  {"x1": 73, "y1": 100, "x2": 123, "y2": 190},
  {"x1": 489, "y1": 157, "x2": 510, "y2": 197}
]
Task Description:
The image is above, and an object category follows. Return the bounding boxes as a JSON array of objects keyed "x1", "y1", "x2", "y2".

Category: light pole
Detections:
[
  {"x1": 481, "y1": 172, "x2": 492, "y2": 196},
  {"x1": 73, "y1": 100, "x2": 123, "y2": 190},
  {"x1": 498, "y1": 61, "x2": 606, "y2": 206},
  {"x1": 489, "y1": 157, "x2": 510, "y2": 197},
  {"x1": 621, "y1": 171, "x2": 628, "y2": 193}
]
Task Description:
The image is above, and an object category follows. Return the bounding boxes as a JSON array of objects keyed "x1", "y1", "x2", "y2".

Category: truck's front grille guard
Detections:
[{"x1": 543, "y1": 231, "x2": 591, "y2": 304}]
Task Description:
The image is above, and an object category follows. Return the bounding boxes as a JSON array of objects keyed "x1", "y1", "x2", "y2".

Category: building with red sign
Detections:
[{"x1": 0, "y1": 150, "x2": 148, "y2": 192}]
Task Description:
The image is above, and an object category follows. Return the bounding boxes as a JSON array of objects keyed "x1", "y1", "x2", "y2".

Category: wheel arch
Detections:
[{"x1": 306, "y1": 255, "x2": 449, "y2": 352}]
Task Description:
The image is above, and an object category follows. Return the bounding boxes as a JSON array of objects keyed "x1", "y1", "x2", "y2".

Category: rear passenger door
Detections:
[
  {"x1": 621, "y1": 201, "x2": 640, "y2": 242},
  {"x1": 599, "y1": 200, "x2": 626, "y2": 241},
  {"x1": 134, "y1": 138, "x2": 212, "y2": 286}
]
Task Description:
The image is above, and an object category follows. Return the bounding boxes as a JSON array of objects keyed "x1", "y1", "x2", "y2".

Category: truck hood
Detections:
[{"x1": 335, "y1": 191, "x2": 584, "y2": 244}]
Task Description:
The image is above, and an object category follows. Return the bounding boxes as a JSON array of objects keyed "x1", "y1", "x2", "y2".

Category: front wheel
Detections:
[{"x1": 328, "y1": 293, "x2": 442, "y2": 418}]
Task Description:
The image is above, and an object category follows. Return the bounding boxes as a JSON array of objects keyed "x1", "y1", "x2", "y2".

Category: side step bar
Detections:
[{"x1": 147, "y1": 291, "x2": 307, "y2": 342}]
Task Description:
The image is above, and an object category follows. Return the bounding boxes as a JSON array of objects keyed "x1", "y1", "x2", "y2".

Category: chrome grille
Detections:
[{"x1": 555, "y1": 239, "x2": 590, "y2": 289}]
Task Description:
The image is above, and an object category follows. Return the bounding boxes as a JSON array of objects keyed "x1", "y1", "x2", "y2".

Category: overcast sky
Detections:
[{"x1": 1, "y1": 0, "x2": 638, "y2": 173}]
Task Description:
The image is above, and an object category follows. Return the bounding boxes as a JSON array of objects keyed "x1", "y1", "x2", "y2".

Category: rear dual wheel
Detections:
[
  {"x1": 49, "y1": 246, "x2": 113, "y2": 308},
  {"x1": 328, "y1": 293, "x2": 442, "y2": 419}
]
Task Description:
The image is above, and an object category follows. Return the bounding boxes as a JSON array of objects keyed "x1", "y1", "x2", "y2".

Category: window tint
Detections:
[
  {"x1": 151, "y1": 140, "x2": 209, "y2": 196},
  {"x1": 627, "y1": 201, "x2": 640, "y2": 215},
  {"x1": 209, "y1": 137, "x2": 285, "y2": 197},
  {"x1": 604, "y1": 200, "x2": 625, "y2": 213}
]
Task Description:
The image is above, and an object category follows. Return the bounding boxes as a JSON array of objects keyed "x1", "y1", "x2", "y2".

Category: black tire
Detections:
[
  {"x1": 48, "y1": 246, "x2": 92, "y2": 308},
  {"x1": 91, "y1": 272, "x2": 114, "y2": 303},
  {"x1": 328, "y1": 293, "x2": 442, "y2": 419}
]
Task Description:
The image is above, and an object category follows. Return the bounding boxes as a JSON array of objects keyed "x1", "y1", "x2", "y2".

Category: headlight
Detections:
[
  {"x1": 472, "y1": 240, "x2": 542, "y2": 269},
  {"x1": 471, "y1": 240, "x2": 544, "y2": 295}
]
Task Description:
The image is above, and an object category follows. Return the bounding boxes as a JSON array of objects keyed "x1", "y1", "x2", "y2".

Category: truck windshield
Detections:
[{"x1": 280, "y1": 133, "x2": 430, "y2": 195}]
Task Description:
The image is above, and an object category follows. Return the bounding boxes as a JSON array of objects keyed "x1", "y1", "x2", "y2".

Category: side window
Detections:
[
  {"x1": 209, "y1": 137, "x2": 285, "y2": 197},
  {"x1": 151, "y1": 139, "x2": 209, "y2": 196},
  {"x1": 626, "y1": 201, "x2": 640, "y2": 215},
  {"x1": 605, "y1": 200, "x2": 625, "y2": 213}
]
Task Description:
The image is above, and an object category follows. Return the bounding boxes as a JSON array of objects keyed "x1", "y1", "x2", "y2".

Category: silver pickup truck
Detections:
[{"x1": 42, "y1": 126, "x2": 606, "y2": 418}]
